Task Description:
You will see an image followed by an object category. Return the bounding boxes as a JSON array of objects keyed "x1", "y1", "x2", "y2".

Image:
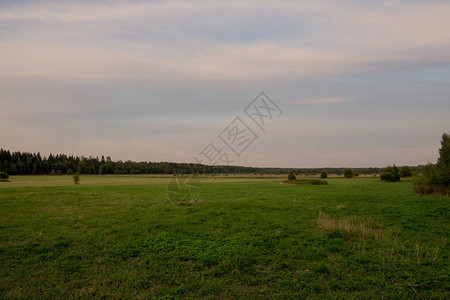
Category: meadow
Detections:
[{"x1": 0, "y1": 175, "x2": 448, "y2": 298}]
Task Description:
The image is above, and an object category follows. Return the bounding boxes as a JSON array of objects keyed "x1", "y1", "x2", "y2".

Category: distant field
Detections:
[{"x1": 0, "y1": 176, "x2": 448, "y2": 298}]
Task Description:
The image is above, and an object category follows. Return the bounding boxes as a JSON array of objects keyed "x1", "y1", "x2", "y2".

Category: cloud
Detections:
[
  {"x1": 1, "y1": 1, "x2": 450, "y2": 83},
  {"x1": 1, "y1": 0, "x2": 449, "y2": 166},
  {"x1": 291, "y1": 97, "x2": 351, "y2": 105}
]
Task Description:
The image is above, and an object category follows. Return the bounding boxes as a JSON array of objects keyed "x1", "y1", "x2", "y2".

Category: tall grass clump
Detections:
[{"x1": 317, "y1": 212, "x2": 399, "y2": 242}]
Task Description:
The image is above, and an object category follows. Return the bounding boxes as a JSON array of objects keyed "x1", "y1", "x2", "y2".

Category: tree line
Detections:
[{"x1": 0, "y1": 148, "x2": 417, "y2": 176}]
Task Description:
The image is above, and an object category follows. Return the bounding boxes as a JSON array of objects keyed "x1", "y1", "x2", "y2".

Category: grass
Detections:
[
  {"x1": 317, "y1": 211, "x2": 401, "y2": 243},
  {"x1": 0, "y1": 175, "x2": 449, "y2": 298}
]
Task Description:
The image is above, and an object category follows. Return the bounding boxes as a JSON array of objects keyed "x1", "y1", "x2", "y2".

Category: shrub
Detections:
[
  {"x1": 380, "y1": 165, "x2": 400, "y2": 182},
  {"x1": 414, "y1": 177, "x2": 448, "y2": 196},
  {"x1": 283, "y1": 179, "x2": 328, "y2": 185},
  {"x1": 0, "y1": 172, "x2": 9, "y2": 179},
  {"x1": 344, "y1": 169, "x2": 354, "y2": 178},
  {"x1": 354, "y1": 171, "x2": 360, "y2": 177},
  {"x1": 320, "y1": 171, "x2": 328, "y2": 179},
  {"x1": 414, "y1": 133, "x2": 450, "y2": 196},
  {"x1": 287, "y1": 171, "x2": 296, "y2": 181},
  {"x1": 73, "y1": 172, "x2": 80, "y2": 185},
  {"x1": 400, "y1": 166, "x2": 412, "y2": 177},
  {"x1": 414, "y1": 164, "x2": 449, "y2": 196}
]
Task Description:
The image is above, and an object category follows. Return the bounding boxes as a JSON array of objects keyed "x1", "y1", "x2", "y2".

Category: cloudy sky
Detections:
[{"x1": 1, "y1": 0, "x2": 449, "y2": 168}]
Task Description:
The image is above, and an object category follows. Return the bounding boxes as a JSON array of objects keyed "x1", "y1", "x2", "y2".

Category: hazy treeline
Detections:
[{"x1": 0, "y1": 149, "x2": 416, "y2": 176}]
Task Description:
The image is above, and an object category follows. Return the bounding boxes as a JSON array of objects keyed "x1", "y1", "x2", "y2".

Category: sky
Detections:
[{"x1": 0, "y1": 0, "x2": 449, "y2": 168}]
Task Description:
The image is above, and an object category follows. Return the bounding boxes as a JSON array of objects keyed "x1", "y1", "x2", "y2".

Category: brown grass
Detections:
[
  {"x1": 316, "y1": 212, "x2": 448, "y2": 265},
  {"x1": 317, "y1": 212, "x2": 399, "y2": 242}
]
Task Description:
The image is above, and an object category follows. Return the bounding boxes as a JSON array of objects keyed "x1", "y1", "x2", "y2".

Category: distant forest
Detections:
[{"x1": 0, "y1": 149, "x2": 417, "y2": 176}]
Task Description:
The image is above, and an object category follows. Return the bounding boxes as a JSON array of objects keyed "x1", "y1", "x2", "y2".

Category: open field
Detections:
[{"x1": 0, "y1": 176, "x2": 448, "y2": 298}]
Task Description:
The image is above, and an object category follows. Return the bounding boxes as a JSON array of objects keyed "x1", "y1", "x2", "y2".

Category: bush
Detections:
[
  {"x1": 287, "y1": 171, "x2": 296, "y2": 181},
  {"x1": 414, "y1": 133, "x2": 450, "y2": 196},
  {"x1": 344, "y1": 169, "x2": 354, "y2": 178},
  {"x1": 380, "y1": 165, "x2": 400, "y2": 182},
  {"x1": 73, "y1": 172, "x2": 80, "y2": 185},
  {"x1": 0, "y1": 172, "x2": 9, "y2": 179},
  {"x1": 414, "y1": 163, "x2": 449, "y2": 196},
  {"x1": 354, "y1": 171, "x2": 360, "y2": 177},
  {"x1": 414, "y1": 175, "x2": 449, "y2": 196},
  {"x1": 400, "y1": 166, "x2": 412, "y2": 177},
  {"x1": 282, "y1": 179, "x2": 328, "y2": 185},
  {"x1": 320, "y1": 171, "x2": 328, "y2": 179}
]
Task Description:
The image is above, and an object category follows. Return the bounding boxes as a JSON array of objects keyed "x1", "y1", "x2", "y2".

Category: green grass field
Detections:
[{"x1": 0, "y1": 175, "x2": 448, "y2": 298}]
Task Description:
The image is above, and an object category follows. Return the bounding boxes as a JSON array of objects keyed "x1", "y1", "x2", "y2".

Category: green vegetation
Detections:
[
  {"x1": 414, "y1": 133, "x2": 450, "y2": 196},
  {"x1": 72, "y1": 172, "x2": 80, "y2": 185},
  {"x1": 0, "y1": 176, "x2": 448, "y2": 298},
  {"x1": 287, "y1": 171, "x2": 296, "y2": 181},
  {"x1": 438, "y1": 133, "x2": 450, "y2": 169},
  {"x1": 380, "y1": 165, "x2": 401, "y2": 182},
  {"x1": 0, "y1": 149, "x2": 390, "y2": 176},
  {"x1": 344, "y1": 169, "x2": 354, "y2": 178},
  {"x1": 283, "y1": 179, "x2": 328, "y2": 185},
  {"x1": 0, "y1": 172, "x2": 8, "y2": 180},
  {"x1": 400, "y1": 166, "x2": 412, "y2": 178},
  {"x1": 321, "y1": 170, "x2": 328, "y2": 179}
]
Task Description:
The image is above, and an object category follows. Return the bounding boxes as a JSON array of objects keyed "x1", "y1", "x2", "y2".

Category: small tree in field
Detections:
[
  {"x1": 0, "y1": 172, "x2": 9, "y2": 180},
  {"x1": 354, "y1": 171, "x2": 360, "y2": 177},
  {"x1": 400, "y1": 166, "x2": 412, "y2": 177},
  {"x1": 287, "y1": 171, "x2": 296, "y2": 181},
  {"x1": 436, "y1": 133, "x2": 450, "y2": 187},
  {"x1": 380, "y1": 165, "x2": 400, "y2": 182},
  {"x1": 321, "y1": 170, "x2": 328, "y2": 179},
  {"x1": 437, "y1": 133, "x2": 450, "y2": 169},
  {"x1": 344, "y1": 169, "x2": 354, "y2": 178},
  {"x1": 73, "y1": 172, "x2": 80, "y2": 185}
]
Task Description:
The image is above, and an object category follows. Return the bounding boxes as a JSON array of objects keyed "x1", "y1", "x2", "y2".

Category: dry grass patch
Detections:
[
  {"x1": 316, "y1": 212, "x2": 447, "y2": 266},
  {"x1": 317, "y1": 212, "x2": 399, "y2": 242}
]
